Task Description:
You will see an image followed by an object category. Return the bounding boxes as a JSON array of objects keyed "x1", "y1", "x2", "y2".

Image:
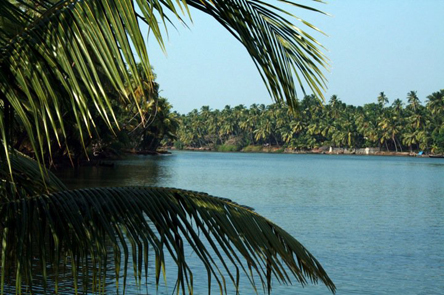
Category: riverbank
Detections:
[{"x1": 169, "y1": 145, "x2": 440, "y2": 158}]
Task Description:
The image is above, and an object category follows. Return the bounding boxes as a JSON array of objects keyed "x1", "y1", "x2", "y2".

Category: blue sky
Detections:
[{"x1": 146, "y1": 0, "x2": 444, "y2": 114}]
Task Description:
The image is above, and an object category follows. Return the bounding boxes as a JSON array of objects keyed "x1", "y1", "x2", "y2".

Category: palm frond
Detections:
[
  {"x1": 0, "y1": 186, "x2": 336, "y2": 294},
  {"x1": 186, "y1": 0, "x2": 329, "y2": 110},
  {"x1": 0, "y1": 0, "x2": 178, "y2": 171},
  {"x1": 0, "y1": 150, "x2": 67, "y2": 201}
]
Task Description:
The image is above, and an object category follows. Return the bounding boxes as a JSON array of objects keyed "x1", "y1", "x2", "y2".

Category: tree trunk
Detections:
[
  {"x1": 274, "y1": 135, "x2": 280, "y2": 147},
  {"x1": 392, "y1": 136, "x2": 398, "y2": 152}
]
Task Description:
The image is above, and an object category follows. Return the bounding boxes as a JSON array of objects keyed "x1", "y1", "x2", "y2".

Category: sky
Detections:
[{"x1": 145, "y1": 0, "x2": 444, "y2": 114}]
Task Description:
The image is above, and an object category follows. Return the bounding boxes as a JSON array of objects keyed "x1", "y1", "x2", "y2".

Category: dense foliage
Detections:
[
  {"x1": 173, "y1": 90, "x2": 444, "y2": 154},
  {"x1": 9, "y1": 65, "x2": 179, "y2": 164}
]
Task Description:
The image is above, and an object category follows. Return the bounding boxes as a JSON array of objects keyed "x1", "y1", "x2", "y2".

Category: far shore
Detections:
[{"x1": 167, "y1": 145, "x2": 442, "y2": 158}]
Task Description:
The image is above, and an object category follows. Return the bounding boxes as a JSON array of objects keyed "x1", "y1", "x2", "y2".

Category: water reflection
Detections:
[{"x1": 54, "y1": 155, "x2": 172, "y2": 189}]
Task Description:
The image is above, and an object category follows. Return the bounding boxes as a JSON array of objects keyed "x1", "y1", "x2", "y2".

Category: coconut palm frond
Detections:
[
  {"x1": 0, "y1": 150, "x2": 67, "y2": 200},
  {"x1": 0, "y1": 186, "x2": 336, "y2": 294},
  {"x1": 186, "y1": 0, "x2": 329, "y2": 110},
  {"x1": 0, "y1": 0, "x2": 182, "y2": 170}
]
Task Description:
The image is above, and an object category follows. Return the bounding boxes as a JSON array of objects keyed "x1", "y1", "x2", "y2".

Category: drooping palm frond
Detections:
[
  {"x1": 0, "y1": 150, "x2": 67, "y2": 200},
  {"x1": 0, "y1": 0, "x2": 180, "y2": 176},
  {"x1": 186, "y1": 0, "x2": 329, "y2": 110},
  {"x1": 0, "y1": 186, "x2": 336, "y2": 294}
]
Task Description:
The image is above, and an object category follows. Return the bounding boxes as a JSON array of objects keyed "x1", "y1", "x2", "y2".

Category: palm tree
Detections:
[
  {"x1": 426, "y1": 90, "x2": 444, "y2": 116},
  {"x1": 377, "y1": 92, "x2": 389, "y2": 107},
  {"x1": 402, "y1": 128, "x2": 419, "y2": 152},
  {"x1": 407, "y1": 91, "x2": 421, "y2": 111},
  {"x1": 240, "y1": 104, "x2": 261, "y2": 145},
  {"x1": 0, "y1": 0, "x2": 335, "y2": 294},
  {"x1": 426, "y1": 90, "x2": 444, "y2": 153}
]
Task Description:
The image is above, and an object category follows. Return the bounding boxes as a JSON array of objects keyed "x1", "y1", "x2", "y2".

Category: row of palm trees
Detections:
[{"x1": 173, "y1": 90, "x2": 444, "y2": 154}]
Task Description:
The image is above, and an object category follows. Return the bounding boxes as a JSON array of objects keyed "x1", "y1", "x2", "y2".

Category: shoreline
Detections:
[{"x1": 168, "y1": 146, "x2": 442, "y2": 158}]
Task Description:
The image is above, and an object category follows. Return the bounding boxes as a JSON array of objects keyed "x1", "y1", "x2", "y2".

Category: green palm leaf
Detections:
[
  {"x1": 0, "y1": 151, "x2": 66, "y2": 200},
  {"x1": 0, "y1": 0, "x2": 172, "y2": 173},
  {"x1": 1, "y1": 186, "x2": 335, "y2": 294},
  {"x1": 187, "y1": 0, "x2": 328, "y2": 110}
]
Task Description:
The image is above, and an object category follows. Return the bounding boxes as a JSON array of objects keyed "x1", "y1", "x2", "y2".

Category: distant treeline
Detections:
[{"x1": 171, "y1": 90, "x2": 444, "y2": 154}]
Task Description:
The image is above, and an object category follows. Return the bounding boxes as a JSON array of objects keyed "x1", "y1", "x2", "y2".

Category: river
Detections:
[{"x1": 54, "y1": 151, "x2": 444, "y2": 295}]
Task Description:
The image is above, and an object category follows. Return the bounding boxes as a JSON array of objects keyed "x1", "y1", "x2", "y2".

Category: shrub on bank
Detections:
[
  {"x1": 217, "y1": 144, "x2": 242, "y2": 152},
  {"x1": 174, "y1": 141, "x2": 185, "y2": 150},
  {"x1": 275, "y1": 147, "x2": 285, "y2": 153},
  {"x1": 242, "y1": 145, "x2": 263, "y2": 152}
]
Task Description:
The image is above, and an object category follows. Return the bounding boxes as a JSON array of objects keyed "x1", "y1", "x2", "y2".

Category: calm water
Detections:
[{"x1": 55, "y1": 151, "x2": 444, "y2": 295}]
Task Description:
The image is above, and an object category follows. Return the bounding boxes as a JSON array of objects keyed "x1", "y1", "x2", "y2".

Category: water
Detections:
[{"x1": 54, "y1": 151, "x2": 444, "y2": 295}]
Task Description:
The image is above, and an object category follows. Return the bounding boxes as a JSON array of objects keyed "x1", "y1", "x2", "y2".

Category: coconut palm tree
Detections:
[
  {"x1": 0, "y1": 0, "x2": 334, "y2": 294},
  {"x1": 426, "y1": 90, "x2": 444, "y2": 153},
  {"x1": 426, "y1": 90, "x2": 444, "y2": 116},
  {"x1": 377, "y1": 92, "x2": 389, "y2": 107},
  {"x1": 407, "y1": 91, "x2": 421, "y2": 111}
]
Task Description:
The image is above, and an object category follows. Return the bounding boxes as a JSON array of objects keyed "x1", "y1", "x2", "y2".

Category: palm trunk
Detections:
[
  {"x1": 274, "y1": 135, "x2": 280, "y2": 147},
  {"x1": 392, "y1": 136, "x2": 398, "y2": 152}
]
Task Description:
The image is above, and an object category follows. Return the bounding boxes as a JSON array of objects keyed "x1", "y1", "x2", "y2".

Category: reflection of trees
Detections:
[{"x1": 55, "y1": 156, "x2": 167, "y2": 189}]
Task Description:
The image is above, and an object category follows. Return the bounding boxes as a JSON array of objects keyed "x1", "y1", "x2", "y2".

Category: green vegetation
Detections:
[
  {"x1": 216, "y1": 144, "x2": 242, "y2": 152},
  {"x1": 242, "y1": 145, "x2": 265, "y2": 152},
  {"x1": 3, "y1": 55, "x2": 178, "y2": 163},
  {"x1": 174, "y1": 90, "x2": 444, "y2": 154},
  {"x1": 0, "y1": 0, "x2": 335, "y2": 294}
]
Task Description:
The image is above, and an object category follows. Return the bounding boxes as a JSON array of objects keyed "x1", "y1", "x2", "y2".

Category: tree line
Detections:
[{"x1": 172, "y1": 90, "x2": 444, "y2": 154}]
